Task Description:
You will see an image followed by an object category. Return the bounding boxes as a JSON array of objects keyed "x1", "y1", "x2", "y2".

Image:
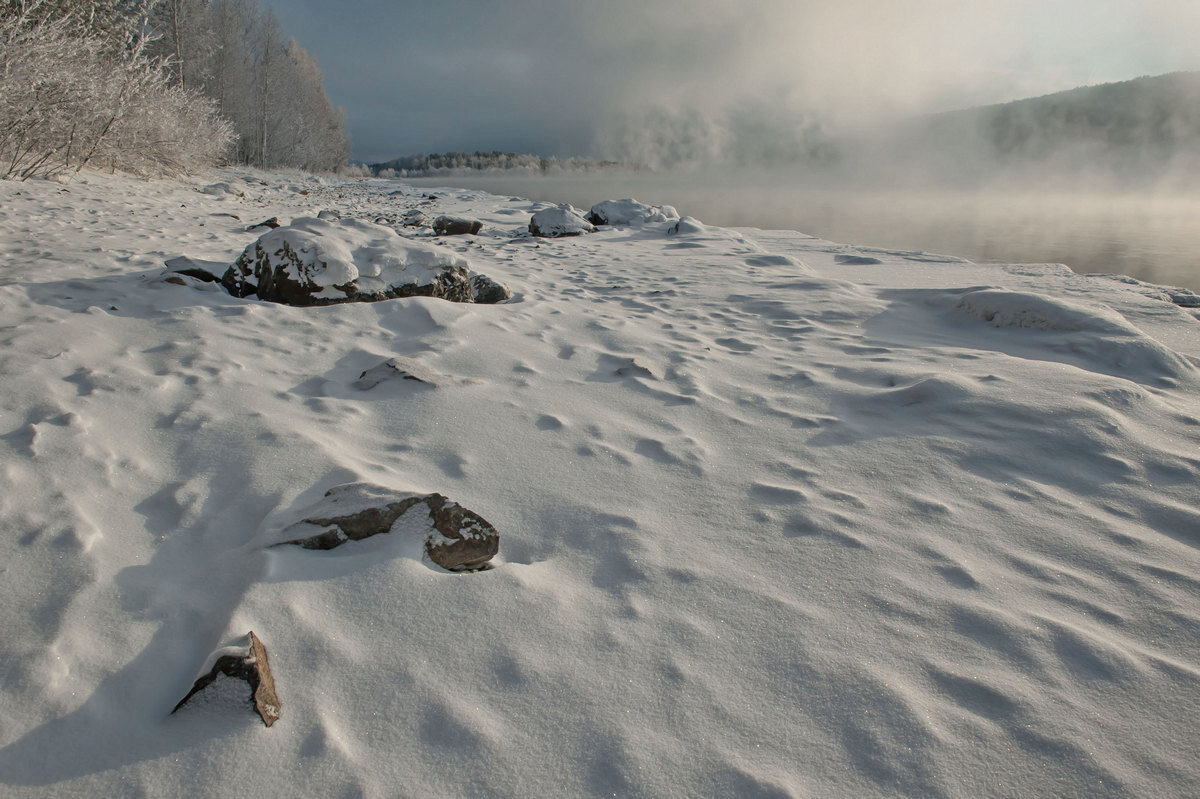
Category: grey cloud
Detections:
[{"x1": 265, "y1": 0, "x2": 1200, "y2": 163}]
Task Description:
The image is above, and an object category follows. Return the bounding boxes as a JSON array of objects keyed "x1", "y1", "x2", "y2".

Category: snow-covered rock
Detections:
[
  {"x1": 277, "y1": 483, "x2": 500, "y2": 571},
  {"x1": 529, "y1": 204, "x2": 595, "y2": 238},
  {"x1": 353, "y1": 357, "x2": 441, "y2": 390},
  {"x1": 586, "y1": 198, "x2": 680, "y2": 227},
  {"x1": 666, "y1": 216, "x2": 706, "y2": 235},
  {"x1": 221, "y1": 216, "x2": 474, "y2": 305}
]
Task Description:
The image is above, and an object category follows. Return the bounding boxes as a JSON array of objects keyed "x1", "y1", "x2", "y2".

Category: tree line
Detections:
[
  {"x1": 1, "y1": 0, "x2": 348, "y2": 180},
  {"x1": 372, "y1": 151, "x2": 624, "y2": 177}
]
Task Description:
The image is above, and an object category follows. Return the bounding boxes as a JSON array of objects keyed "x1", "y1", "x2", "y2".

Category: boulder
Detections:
[
  {"x1": 277, "y1": 483, "x2": 500, "y2": 571},
  {"x1": 433, "y1": 215, "x2": 483, "y2": 236},
  {"x1": 172, "y1": 631, "x2": 280, "y2": 727},
  {"x1": 529, "y1": 205, "x2": 595, "y2": 238},
  {"x1": 471, "y1": 273, "x2": 512, "y2": 304},
  {"x1": 586, "y1": 199, "x2": 679, "y2": 227},
  {"x1": 220, "y1": 217, "x2": 474, "y2": 306}
]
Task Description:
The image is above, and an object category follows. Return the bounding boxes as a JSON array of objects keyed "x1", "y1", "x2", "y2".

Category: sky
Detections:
[{"x1": 262, "y1": 0, "x2": 1200, "y2": 164}]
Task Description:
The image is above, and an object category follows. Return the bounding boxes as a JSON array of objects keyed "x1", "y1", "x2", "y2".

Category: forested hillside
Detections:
[{"x1": 892, "y1": 72, "x2": 1200, "y2": 184}]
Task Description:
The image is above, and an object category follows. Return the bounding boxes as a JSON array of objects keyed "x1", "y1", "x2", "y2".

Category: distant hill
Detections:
[{"x1": 885, "y1": 72, "x2": 1200, "y2": 185}]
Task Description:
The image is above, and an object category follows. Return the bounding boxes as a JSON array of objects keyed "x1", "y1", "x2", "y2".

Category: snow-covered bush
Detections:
[{"x1": 0, "y1": 1, "x2": 233, "y2": 179}]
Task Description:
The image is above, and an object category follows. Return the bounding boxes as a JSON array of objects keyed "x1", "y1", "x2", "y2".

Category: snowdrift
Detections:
[{"x1": 0, "y1": 169, "x2": 1198, "y2": 798}]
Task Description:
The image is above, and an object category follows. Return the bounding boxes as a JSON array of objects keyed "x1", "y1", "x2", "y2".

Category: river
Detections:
[{"x1": 404, "y1": 172, "x2": 1200, "y2": 293}]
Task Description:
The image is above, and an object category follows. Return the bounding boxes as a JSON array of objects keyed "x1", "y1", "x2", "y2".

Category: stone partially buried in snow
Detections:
[
  {"x1": 529, "y1": 205, "x2": 595, "y2": 238},
  {"x1": 172, "y1": 631, "x2": 280, "y2": 727},
  {"x1": 277, "y1": 483, "x2": 499, "y2": 571},
  {"x1": 433, "y1": 215, "x2": 483, "y2": 235},
  {"x1": 586, "y1": 198, "x2": 679, "y2": 227},
  {"x1": 353, "y1": 357, "x2": 440, "y2": 390},
  {"x1": 221, "y1": 217, "x2": 473, "y2": 306}
]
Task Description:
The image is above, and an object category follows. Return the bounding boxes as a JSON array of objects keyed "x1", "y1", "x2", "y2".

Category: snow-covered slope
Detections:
[{"x1": 1, "y1": 169, "x2": 1198, "y2": 798}]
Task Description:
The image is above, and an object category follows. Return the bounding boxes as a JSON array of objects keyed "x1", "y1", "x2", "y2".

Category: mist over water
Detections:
[{"x1": 406, "y1": 171, "x2": 1200, "y2": 292}]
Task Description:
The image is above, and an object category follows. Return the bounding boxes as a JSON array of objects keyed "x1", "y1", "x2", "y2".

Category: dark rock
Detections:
[
  {"x1": 433, "y1": 216, "x2": 483, "y2": 235},
  {"x1": 277, "y1": 483, "x2": 499, "y2": 571},
  {"x1": 472, "y1": 274, "x2": 512, "y2": 304},
  {"x1": 172, "y1": 631, "x2": 280, "y2": 727},
  {"x1": 247, "y1": 217, "x2": 282, "y2": 231},
  {"x1": 164, "y1": 255, "x2": 225, "y2": 282}
]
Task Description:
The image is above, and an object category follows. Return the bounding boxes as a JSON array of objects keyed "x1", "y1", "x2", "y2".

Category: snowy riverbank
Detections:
[{"x1": 2, "y1": 169, "x2": 1199, "y2": 797}]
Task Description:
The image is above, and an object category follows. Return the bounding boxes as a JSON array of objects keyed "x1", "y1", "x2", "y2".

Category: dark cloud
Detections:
[{"x1": 264, "y1": 0, "x2": 1200, "y2": 162}]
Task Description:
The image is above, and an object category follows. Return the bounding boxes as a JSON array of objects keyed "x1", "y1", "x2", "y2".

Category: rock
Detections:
[
  {"x1": 164, "y1": 255, "x2": 226, "y2": 282},
  {"x1": 172, "y1": 631, "x2": 280, "y2": 727},
  {"x1": 220, "y1": 217, "x2": 474, "y2": 306},
  {"x1": 529, "y1": 205, "x2": 595, "y2": 238},
  {"x1": 353, "y1": 357, "x2": 440, "y2": 390},
  {"x1": 835, "y1": 254, "x2": 884, "y2": 265},
  {"x1": 471, "y1": 273, "x2": 512, "y2": 304},
  {"x1": 666, "y1": 217, "x2": 706, "y2": 235},
  {"x1": 1164, "y1": 286, "x2": 1200, "y2": 308},
  {"x1": 317, "y1": 209, "x2": 341, "y2": 220},
  {"x1": 401, "y1": 210, "x2": 426, "y2": 227},
  {"x1": 615, "y1": 358, "x2": 655, "y2": 379},
  {"x1": 433, "y1": 215, "x2": 483, "y2": 235},
  {"x1": 276, "y1": 483, "x2": 499, "y2": 571},
  {"x1": 246, "y1": 217, "x2": 282, "y2": 231},
  {"x1": 201, "y1": 182, "x2": 245, "y2": 198},
  {"x1": 586, "y1": 199, "x2": 679, "y2": 227}
]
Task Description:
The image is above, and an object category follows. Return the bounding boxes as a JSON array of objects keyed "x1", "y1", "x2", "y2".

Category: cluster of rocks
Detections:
[
  {"x1": 528, "y1": 198, "x2": 696, "y2": 238},
  {"x1": 165, "y1": 216, "x2": 510, "y2": 307},
  {"x1": 172, "y1": 483, "x2": 501, "y2": 726}
]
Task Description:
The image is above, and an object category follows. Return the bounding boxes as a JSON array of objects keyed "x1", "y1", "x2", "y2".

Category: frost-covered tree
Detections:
[
  {"x1": 3, "y1": 0, "x2": 349, "y2": 177},
  {"x1": 148, "y1": 0, "x2": 214, "y2": 90},
  {"x1": 0, "y1": 0, "x2": 233, "y2": 178}
]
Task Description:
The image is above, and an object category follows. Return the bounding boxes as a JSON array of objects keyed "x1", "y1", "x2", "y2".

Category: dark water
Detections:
[{"x1": 405, "y1": 173, "x2": 1200, "y2": 293}]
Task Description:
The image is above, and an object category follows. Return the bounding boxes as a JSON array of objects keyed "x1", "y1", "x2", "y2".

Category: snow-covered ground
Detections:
[{"x1": 1, "y1": 169, "x2": 1198, "y2": 798}]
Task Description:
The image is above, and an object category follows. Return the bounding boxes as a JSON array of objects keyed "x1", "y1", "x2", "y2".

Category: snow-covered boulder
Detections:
[
  {"x1": 276, "y1": 483, "x2": 500, "y2": 572},
  {"x1": 433, "y1": 215, "x2": 483, "y2": 236},
  {"x1": 221, "y1": 217, "x2": 474, "y2": 306},
  {"x1": 529, "y1": 205, "x2": 595, "y2": 238},
  {"x1": 586, "y1": 198, "x2": 679, "y2": 227},
  {"x1": 666, "y1": 216, "x2": 706, "y2": 235}
]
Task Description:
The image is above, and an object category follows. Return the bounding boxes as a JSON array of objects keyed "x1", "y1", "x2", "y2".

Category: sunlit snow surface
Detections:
[{"x1": 0, "y1": 170, "x2": 1198, "y2": 798}]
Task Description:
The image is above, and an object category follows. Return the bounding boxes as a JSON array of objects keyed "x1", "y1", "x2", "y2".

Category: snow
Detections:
[{"x1": 1, "y1": 168, "x2": 1199, "y2": 798}]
